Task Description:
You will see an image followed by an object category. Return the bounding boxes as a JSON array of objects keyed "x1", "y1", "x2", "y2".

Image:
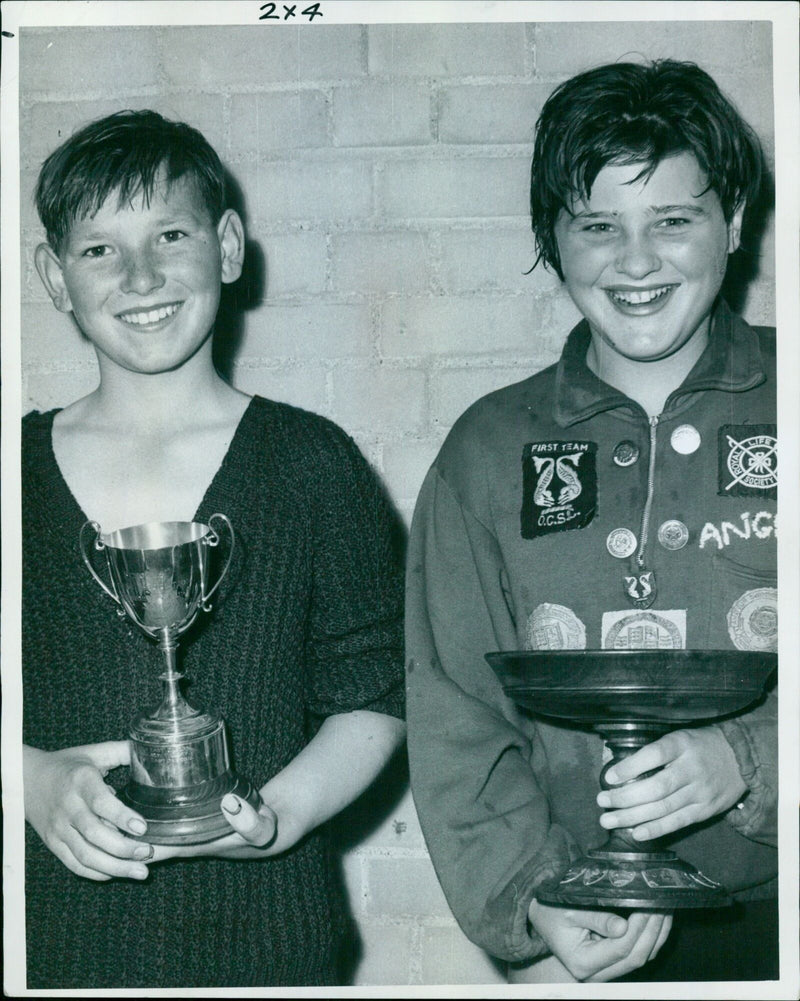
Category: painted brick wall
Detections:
[{"x1": 18, "y1": 19, "x2": 775, "y2": 987}]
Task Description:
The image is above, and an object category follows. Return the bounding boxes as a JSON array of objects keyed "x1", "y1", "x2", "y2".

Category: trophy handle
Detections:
[
  {"x1": 79, "y1": 520, "x2": 124, "y2": 611},
  {"x1": 201, "y1": 513, "x2": 235, "y2": 611}
]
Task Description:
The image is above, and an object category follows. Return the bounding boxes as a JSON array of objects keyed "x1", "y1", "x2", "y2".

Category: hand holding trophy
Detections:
[{"x1": 79, "y1": 514, "x2": 261, "y2": 845}]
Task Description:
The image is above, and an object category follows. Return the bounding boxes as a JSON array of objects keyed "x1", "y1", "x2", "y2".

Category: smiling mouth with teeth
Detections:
[
  {"x1": 607, "y1": 286, "x2": 674, "y2": 306},
  {"x1": 117, "y1": 303, "x2": 182, "y2": 325}
]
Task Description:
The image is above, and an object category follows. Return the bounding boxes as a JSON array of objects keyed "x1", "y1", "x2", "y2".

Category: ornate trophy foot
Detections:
[{"x1": 536, "y1": 848, "x2": 731, "y2": 910}]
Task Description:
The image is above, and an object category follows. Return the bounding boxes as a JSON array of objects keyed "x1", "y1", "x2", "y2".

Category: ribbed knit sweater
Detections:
[{"x1": 22, "y1": 396, "x2": 405, "y2": 989}]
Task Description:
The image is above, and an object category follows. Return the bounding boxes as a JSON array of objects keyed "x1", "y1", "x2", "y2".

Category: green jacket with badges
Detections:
[{"x1": 406, "y1": 300, "x2": 777, "y2": 963}]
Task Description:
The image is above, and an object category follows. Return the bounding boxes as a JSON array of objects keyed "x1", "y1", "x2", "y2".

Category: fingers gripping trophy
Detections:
[{"x1": 80, "y1": 514, "x2": 261, "y2": 845}]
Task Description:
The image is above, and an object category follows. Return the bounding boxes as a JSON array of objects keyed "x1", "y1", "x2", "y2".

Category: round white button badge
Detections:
[
  {"x1": 657, "y1": 520, "x2": 689, "y2": 551},
  {"x1": 670, "y1": 424, "x2": 701, "y2": 455},
  {"x1": 612, "y1": 440, "x2": 640, "y2": 467},
  {"x1": 606, "y1": 528, "x2": 637, "y2": 559}
]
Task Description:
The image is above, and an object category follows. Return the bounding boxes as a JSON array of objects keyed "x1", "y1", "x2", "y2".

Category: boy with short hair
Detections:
[
  {"x1": 23, "y1": 109, "x2": 406, "y2": 988},
  {"x1": 406, "y1": 59, "x2": 777, "y2": 983}
]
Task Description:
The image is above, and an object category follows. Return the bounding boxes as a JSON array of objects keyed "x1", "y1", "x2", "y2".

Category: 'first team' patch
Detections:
[
  {"x1": 521, "y1": 441, "x2": 597, "y2": 539},
  {"x1": 718, "y1": 424, "x2": 777, "y2": 499}
]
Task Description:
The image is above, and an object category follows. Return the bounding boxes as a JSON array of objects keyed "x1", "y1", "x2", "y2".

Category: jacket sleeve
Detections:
[
  {"x1": 717, "y1": 682, "x2": 777, "y2": 846},
  {"x1": 406, "y1": 465, "x2": 579, "y2": 963}
]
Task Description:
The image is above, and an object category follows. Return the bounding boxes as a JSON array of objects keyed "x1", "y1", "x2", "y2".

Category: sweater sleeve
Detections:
[
  {"x1": 406, "y1": 465, "x2": 578, "y2": 964},
  {"x1": 304, "y1": 427, "x2": 405, "y2": 722}
]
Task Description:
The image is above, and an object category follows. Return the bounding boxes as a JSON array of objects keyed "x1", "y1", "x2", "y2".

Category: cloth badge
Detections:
[
  {"x1": 718, "y1": 424, "x2": 777, "y2": 499},
  {"x1": 525, "y1": 602, "x2": 587, "y2": 650},
  {"x1": 601, "y1": 609, "x2": 687, "y2": 650},
  {"x1": 727, "y1": 587, "x2": 777, "y2": 652},
  {"x1": 521, "y1": 441, "x2": 597, "y2": 539}
]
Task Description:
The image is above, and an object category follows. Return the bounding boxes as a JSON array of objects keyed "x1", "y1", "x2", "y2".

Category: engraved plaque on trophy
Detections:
[{"x1": 80, "y1": 515, "x2": 261, "y2": 845}]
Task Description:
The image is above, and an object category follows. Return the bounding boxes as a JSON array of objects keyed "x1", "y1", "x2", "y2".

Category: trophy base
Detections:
[
  {"x1": 535, "y1": 848, "x2": 732, "y2": 910},
  {"x1": 119, "y1": 772, "x2": 262, "y2": 845},
  {"x1": 123, "y1": 708, "x2": 262, "y2": 845}
]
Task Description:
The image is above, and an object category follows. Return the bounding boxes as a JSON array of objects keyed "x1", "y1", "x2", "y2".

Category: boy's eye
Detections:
[
  {"x1": 160, "y1": 230, "x2": 186, "y2": 243},
  {"x1": 582, "y1": 222, "x2": 614, "y2": 234},
  {"x1": 82, "y1": 245, "x2": 111, "y2": 258},
  {"x1": 657, "y1": 217, "x2": 690, "y2": 228}
]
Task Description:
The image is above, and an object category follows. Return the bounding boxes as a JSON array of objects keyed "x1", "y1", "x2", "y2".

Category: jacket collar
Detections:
[{"x1": 552, "y1": 298, "x2": 767, "y2": 428}]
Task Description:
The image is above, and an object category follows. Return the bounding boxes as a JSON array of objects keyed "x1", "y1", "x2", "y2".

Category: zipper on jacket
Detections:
[{"x1": 636, "y1": 415, "x2": 659, "y2": 570}]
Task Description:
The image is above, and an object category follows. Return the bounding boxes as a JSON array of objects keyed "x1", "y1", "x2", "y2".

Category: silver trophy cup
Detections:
[{"x1": 80, "y1": 515, "x2": 260, "y2": 844}]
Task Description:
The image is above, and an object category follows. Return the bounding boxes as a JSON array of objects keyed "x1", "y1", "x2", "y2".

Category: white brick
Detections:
[
  {"x1": 24, "y1": 369, "x2": 99, "y2": 413},
  {"x1": 351, "y1": 923, "x2": 415, "y2": 986},
  {"x1": 740, "y1": 279, "x2": 776, "y2": 329},
  {"x1": 535, "y1": 21, "x2": 757, "y2": 77},
  {"x1": 24, "y1": 97, "x2": 227, "y2": 171},
  {"x1": 157, "y1": 26, "x2": 364, "y2": 88},
  {"x1": 431, "y1": 366, "x2": 535, "y2": 429},
  {"x1": 235, "y1": 161, "x2": 372, "y2": 223},
  {"x1": 333, "y1": 82, "x2": 432, "y2": 147},
  {"x1": 229, "y1": 91, "x2": 329, "y2": 153},
  {"x1": 235, "y1": 303, "x2": 372, "y2": 360},
  {"x1": 331, "y1": 367, "x2": 426, "y2": 433},
  {"x1": 229, "y1": 364, "x2": 327, "y2": 414},
  {"x1": 331, "y1": 231, "x2": 434, "y2": 295},
  {"x1": 296, "y1": 25, "x2": 365, "y2": 79},
  {"x1": 381, "y1": 296, "x2": 542, "y2": 359},
  {"x1": 420, "y1": 925, "x2": 507, "y2": 985},
  {"x1": 368, "y1": 24, "x2": 527, "y2": 77},
  {"x1": 438, "y1": 228, "x2": 560, "y2": 295},
  {"x1": 20, "y1": 28, "x2": 160, "y2": 96},
  {"x1": 260, "y1": 232, "x2": 328, "y2": 297},
  {"x1": 382, "y1": 439, "x2": 443, "y2": 505},
  {"x1": 365, "y1": 856, "x2": 453, "y2": 919},
  {"x1": 439, "y1": 83, "x2": 551, "y2": 145},
  {"x1": 21, "y1": 304, "x2": 97, "y2": 370},
  {"x1": 379, "y1": 156, "x2": 529, "y2": 219}
]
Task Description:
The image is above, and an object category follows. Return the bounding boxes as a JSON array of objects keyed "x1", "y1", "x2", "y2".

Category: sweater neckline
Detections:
[{"x1": 32, "y1": 396, "x2": 261, "y2": 551}]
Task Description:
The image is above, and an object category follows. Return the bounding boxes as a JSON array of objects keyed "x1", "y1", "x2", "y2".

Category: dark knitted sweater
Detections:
[{"x1": 22, "y1": 396, "x2": 405, "y2": 989}]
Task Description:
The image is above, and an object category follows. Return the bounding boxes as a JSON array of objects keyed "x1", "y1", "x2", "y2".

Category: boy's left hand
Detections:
[
  {"x1": 596, "y1": 726, "x2": 747, "y2": 841},
  {"x1": 149, "y1": 794, "x2": 279, "y2": 863}
]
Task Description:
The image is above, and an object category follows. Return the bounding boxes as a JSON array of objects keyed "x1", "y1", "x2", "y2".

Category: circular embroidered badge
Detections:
[
  {"x1": 525, "y1": 602, "x2": 586, "y2": 650},
  {"x1": 727, "y1": 587, "x2": 778, "y2": 652}
]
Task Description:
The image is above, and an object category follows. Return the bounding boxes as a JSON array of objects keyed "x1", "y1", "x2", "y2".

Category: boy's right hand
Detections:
[
  {"x1": 529, "y1": 899, "x2": 672, "y2": 982},
  {"x1": 23, "y1": 742, "x2": 152, "y2": 881}
]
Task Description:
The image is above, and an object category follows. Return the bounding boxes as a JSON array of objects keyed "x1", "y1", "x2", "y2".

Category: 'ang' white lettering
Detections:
[{"x1": 698, "y1": 511, "x2": 776, "y2": 550}]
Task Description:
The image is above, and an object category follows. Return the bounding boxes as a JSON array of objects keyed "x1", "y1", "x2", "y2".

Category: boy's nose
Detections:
[
  {"x1": 615, "y1": 233, "x2": 661, "y2": 280},
  {"x1": 120, "y1": 249, "x2": 165, "y2": 295}
]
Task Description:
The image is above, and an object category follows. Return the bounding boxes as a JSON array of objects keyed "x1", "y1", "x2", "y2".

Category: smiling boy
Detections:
[
  {"x1": 23, "y1": 110, "x2": 405, "y2": 988},
  {"x1": 406, "y1": 60, "x2": 777, "y2": 983}
]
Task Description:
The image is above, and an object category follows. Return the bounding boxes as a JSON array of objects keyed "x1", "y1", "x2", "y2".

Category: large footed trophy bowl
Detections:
[
  {"x1": 485, "y1": 649, "x2": 776, "y2": 910},
  {"x1": 80, "y1": 515, "x2": 261, "y2": 845}
]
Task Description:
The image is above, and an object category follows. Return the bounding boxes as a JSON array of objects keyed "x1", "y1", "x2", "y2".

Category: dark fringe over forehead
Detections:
[{"x1": 36, "y1": 109, "x2": 227, "y2": 253}]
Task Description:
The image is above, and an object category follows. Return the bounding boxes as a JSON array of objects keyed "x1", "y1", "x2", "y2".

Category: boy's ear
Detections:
[
  {"x1": 727, "y1": 202, "x2": 745, "y2": 254},
  {"x1": 34, "y1": 243, "x2": 73, "y2": 312},
  {"x1": 218, "y1": 210, "x2": 245, "y2": 285}
]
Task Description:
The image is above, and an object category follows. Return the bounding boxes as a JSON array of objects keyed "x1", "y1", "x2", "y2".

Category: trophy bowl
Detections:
[
  {"x1": 81, "y1": 515, "x2": 261, "y2": 845},
  {"x1": 485, "y1": 649, "x2": 776, "y2": 909}
]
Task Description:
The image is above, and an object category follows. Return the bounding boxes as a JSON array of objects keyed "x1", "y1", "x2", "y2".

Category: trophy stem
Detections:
[
  {"x1": 152, "y1": 627, "x2": 198, "y2": 723},
  {"x1": 534, "y1": 720, "x2": 731, "y2": 909}
]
